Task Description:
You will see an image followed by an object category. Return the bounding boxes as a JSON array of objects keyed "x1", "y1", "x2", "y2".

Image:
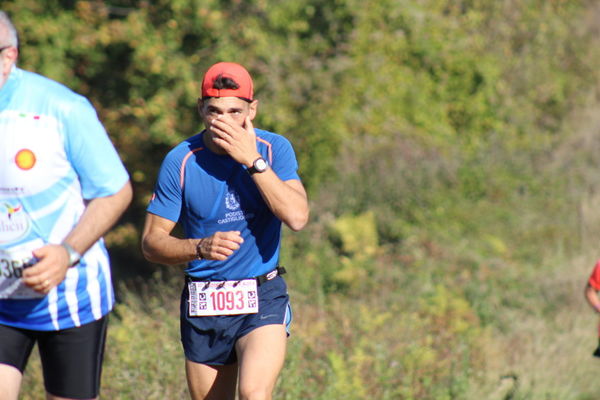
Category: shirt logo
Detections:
[
  {"x1": 218, "y1": 190, "x2": 255, "y2": 224},
  {"x1": 225, "y1": 190, "x2": 240, "y2": 211},
  {"x1": 0, "y1": 202, "x2": 31, "y2": 244},
  {"x1": 15, "y1": 149, "x2": 36, "y2": 170}
]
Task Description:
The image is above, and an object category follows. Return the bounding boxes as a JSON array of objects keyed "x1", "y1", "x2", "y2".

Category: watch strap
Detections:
[
  {"x1": 62, "y1": 243, "x2": 81, "y2": 267},
  {"x1": 195, "y1": 240, "x2": 203, "y2": 260}
]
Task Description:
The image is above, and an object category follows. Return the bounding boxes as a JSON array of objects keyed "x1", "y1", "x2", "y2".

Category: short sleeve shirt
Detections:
[
  {"x1": 0, "y1": 67, "x2": 129, "y2": 330},
  {"x1": 147, "y1": 130, "x2": 300, "y2": 280}
]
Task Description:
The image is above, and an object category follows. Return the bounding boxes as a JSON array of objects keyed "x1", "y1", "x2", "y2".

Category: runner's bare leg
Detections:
[
  {"x1": 185, "y1": 360, "x2": 237, "y2": 400},
  {"x1": 236, "y1": 324, "x2": 286, "y2": 400},
  {"x1": 0, "y1": 364, "x2": 22, "y2": 400}
]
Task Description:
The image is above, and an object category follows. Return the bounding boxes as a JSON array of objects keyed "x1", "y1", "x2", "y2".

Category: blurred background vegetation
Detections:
[{"x1": 6, "y1": 0, "x2": 600, "y2": 398}]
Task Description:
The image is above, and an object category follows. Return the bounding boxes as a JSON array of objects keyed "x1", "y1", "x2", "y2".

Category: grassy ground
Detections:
[{"x1": 16, "y1": 249, "x2": 600, "y2": 399}]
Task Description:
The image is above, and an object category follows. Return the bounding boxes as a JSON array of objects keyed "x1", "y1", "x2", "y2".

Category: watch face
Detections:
[{"x1": 255, "y1": 158, "x2": 268, "y2": 171}]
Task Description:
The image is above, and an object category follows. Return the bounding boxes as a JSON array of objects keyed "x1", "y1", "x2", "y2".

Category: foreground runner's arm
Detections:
[
  {"x1": 209, "y1": 116, "x2": 309, "y2": 232},
  {"x1": 22, "y1": 181, "x2": 133, "y2": 294},
  {"x1": 142, "y1": 213, "x2": 244, "y2": 265}
]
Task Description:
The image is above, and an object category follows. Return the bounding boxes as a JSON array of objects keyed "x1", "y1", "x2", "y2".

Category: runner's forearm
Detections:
[
  {"x1": 251, "y1": 172, "x2": 309, "y2": 231},
  {"x1": 62, "y1": 181, "x2": 132, "y2": 254},
  {"x1": 141, "y1": 233, "x2": 198, "y2": 265}
]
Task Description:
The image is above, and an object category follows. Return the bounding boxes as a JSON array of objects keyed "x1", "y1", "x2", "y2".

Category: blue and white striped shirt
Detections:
[{"x1": 0, "y1": 67, "x2": 129, "y2": 330}]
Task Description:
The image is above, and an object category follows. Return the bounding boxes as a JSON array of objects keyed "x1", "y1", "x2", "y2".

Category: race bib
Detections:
[
  {"x1": 188, "y1": 279, "x2": 258, "y2": 316},
  {"x1": 0, "y1": 238, "x2": 45, "y2": 299}
]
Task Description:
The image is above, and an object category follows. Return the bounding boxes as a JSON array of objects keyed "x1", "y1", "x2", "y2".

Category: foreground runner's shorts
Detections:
[
  {"x1": 0, "y1": 316, "x2": 109, "y2": 399},
  {"x1": 181, "y1": 275, "x2": 292, "y2": 365}
]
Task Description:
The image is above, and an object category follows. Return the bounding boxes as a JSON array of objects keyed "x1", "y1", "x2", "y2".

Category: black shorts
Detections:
[{"x1": 0, "y1": 316, "x2": 109, "y2": 399}]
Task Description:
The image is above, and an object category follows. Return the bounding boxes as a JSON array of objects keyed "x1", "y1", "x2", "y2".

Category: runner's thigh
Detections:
[
  {"x1": 236, "y1": 324, "x2": 287, "y2": 399},
  {"x1": 0, "y1": 323, "x2": 36, "y2": 372},
  {"x1": 38, "y1": 316, "x2": 109, "y2": 399}
]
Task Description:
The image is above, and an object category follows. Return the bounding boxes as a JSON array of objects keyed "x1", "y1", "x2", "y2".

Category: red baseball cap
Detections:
[{"x1": 201, "y1": 62, "x2": 254, "y2": 101}]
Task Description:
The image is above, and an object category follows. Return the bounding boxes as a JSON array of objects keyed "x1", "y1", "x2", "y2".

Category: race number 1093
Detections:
[
  {"x1": 188, "y1": 278, "x2": 259, "y2": 316},
  {"x1": 210, "y1": 290, "x2": 246, "y2": 311}
]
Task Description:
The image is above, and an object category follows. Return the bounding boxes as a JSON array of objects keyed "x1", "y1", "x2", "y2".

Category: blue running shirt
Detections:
[
  {"x1": 0, "y1": 67, "x2": 129, "y2": 330},
  {"x1": 147, "y1": 130, "x2": 300, "y2": 280}
]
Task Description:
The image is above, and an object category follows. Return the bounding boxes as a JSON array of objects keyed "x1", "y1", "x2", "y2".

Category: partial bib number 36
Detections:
[
  {"x1": 1, "y1": 257, "x2": 35, "y2": 279},
  {"x1": 0, "y1": 238, "x2": 43, "y2": 299}
]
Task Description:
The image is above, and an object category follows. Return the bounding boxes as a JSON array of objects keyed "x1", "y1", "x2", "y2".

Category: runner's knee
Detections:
[{"x1": 238, "y1": 385, "x2": 272, "y2": 400}]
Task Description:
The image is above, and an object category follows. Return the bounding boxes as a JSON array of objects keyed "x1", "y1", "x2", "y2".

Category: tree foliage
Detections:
[
  {"x1": 5, "y1": 0, "x2": 594, "y2": 194},
  {"x1": 6, "y1": 1, "x2": 600, "y2": 396}
]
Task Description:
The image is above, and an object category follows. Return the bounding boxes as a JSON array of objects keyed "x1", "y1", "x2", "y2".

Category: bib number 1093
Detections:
[{"x1": 188, "y1": 279, "x2": 258, "y2": 316}]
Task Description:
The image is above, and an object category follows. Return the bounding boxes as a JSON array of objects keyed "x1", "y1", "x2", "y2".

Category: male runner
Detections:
[
  {"x1": 142, "y1": 62, "x2": 309, "y2": 400},
  {"x1": 0, "y1": 11, "x2": 132, "y2": 400}
]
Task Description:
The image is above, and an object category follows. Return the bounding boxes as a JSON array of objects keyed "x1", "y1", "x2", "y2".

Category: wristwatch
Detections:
[
  {"x1": 195, "y1": 240, "x2": 204, "y2": 260},
  {"x1": 62, "y1": 243, "x2": 81, "y2": 267},
  {"x1": 247, "y1": 157, "x2": 269, "y2": 175}
]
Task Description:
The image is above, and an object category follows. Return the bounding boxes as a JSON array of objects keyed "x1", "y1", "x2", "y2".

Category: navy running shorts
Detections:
[
  {"x1": 0, "y1": 315, "x2": 108, "y2": 399},
  {"x1": 181, "y1": 275, "x2": 292, "y2": 365}
]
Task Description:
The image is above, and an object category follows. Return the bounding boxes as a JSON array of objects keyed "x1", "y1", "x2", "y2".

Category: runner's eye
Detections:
[{"x1": 206, "y1": 107, "x2": 221, "y2": 116}]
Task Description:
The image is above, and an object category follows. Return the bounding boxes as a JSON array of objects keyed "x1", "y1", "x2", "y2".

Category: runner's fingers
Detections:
[
  {"x1": 244, "y1": 116, "x2": 254, "y2": 133},
  {"x1": 199, "y1": 232, "x2": 243, "y2": 260},
  {"x1": 209, "y1": 123, "x2": 234, "y2": 140},
  {"x1": 22, "y1": 266, "x2": 53, "y2": 286},
  {"x1": 21, "y1": 262, "x2": 41, "y2": 278},
  {"x1": 209, "y1": 233, "x2": 238, "y2": 245},
  {"x1": 205, "y1": 245, "x2": 236, "y2": 261},
  {"x1": 213, "y1": 237, "x2": 241, "y2": 249},
  {"x1": 202, "y1": 249, "x2": 226, "y2": 261},
  {"x1": 21, "y1": 273, "x2": 37, "y2": 286},
  {"x1": 26, "y1": 277, "x2": 51, "y2": 293},
  {"x1": 34, "y1": 276, "x2": 49, "y2": 287},
  {"x1": 210, "y1": 126, "x2": 229, "y2": 139},
  {"x1": 212, "y1": 117, "x2": 240, "y2": 133},
  {"x1": 217, "y1": 231, "x2": 243, "y2": 243},
  {"x1": 41, "y1": 279, "x2": 52, "y2": 293},
  {"x1": 22, "y1": 250, "x2": 55, "y2": 278}
]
